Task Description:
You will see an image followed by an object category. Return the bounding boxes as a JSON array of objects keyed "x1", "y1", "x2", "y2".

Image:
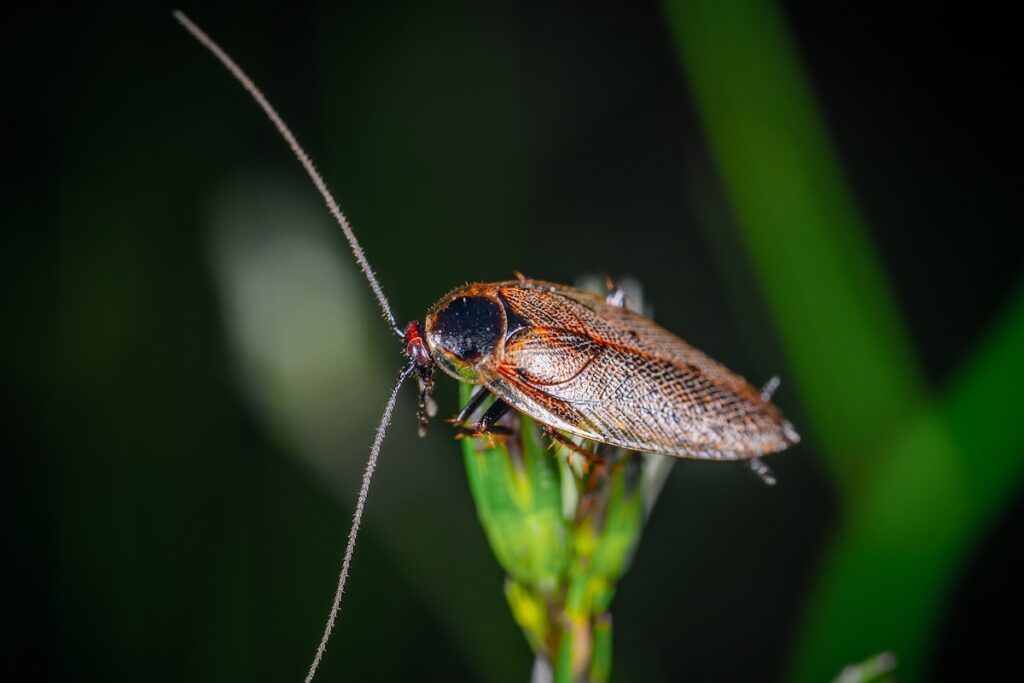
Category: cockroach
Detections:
[{"x1": 174, "y1": 11, "x2": 799, "y2": 681}]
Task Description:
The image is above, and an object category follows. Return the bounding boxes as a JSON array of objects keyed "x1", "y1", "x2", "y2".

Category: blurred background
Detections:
[{"x1": 6, "y1": 2, "x2": 1021, "y2": 681}]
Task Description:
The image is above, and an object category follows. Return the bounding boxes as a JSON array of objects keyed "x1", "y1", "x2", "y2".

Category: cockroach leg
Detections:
[
  {"x1": 542, "y1": 426, "x2": 605, "y2": 473},
  {"x1": 477, "y1": 398, "x2": 513, "y2": 432},
  {"x1": 451, "y1": 385, "x2": 491, "y2": 427},
  {"x1": 584, "y1": 459, "x2": 607, "y2": 489},
  {"x1": 455, "y1": 396, "x2": 515, "y2": 439},
  {"x1": 604, "y1": 277, "x2": 626, "y2": 308},
  {"x1": 760, "y1": 375, "x2": 781, "y2": 401},
  {"x1": 415, "y1": 367, "x2": 436, "y2": 437},
  {"x1": 467, "y1": 398, "x2": 514, "y2": 433},
  {"x1": 748, "y1": 457, "x2": 777, "y2": 486}
]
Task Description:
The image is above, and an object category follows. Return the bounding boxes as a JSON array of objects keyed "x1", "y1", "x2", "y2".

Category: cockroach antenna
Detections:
[
  {"x1": 175, "y1": 12, "x2": 803, "y2": 680},
  {"x1": 172, "y1": 10, "x2": 403, "y2": 340},
  {"x1": 305, "y1": 362, "x2": 414, "y2": 681},
  {"x1": 173, "y1": 11, "x2": 414, "y2": 681}
]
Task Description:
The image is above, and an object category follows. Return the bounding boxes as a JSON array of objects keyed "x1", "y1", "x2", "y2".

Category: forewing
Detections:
[
  {"x1": 503, "y1": 327, "x2": 602, "y2": 386},
  {"x1": 490, "y1": 281, "x2": 798, "y2": 460}
]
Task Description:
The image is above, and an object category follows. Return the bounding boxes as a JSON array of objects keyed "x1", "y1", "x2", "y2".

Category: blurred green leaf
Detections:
[
  {"x1": 663, "y1": 0, "x2": 925, "y2": 490},
  {"x1": 661, "y1": 0, "x2": 1024, "y2": 680},
  {"x1": 799, "y1": 290, "x2": 1024, "y2": 681}
]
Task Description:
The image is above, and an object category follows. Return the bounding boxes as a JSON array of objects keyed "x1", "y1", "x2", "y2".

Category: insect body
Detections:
[
  {"x1": 174, "y1": 12, "x2": 799, "y2": 681},
  {"x1": 411, "y1": 279, "x2": 798, "y2": 460}
]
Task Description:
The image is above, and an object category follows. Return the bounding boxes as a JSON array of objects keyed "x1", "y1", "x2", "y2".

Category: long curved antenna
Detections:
[
  {"x1": 306, "y1": 362, "x2": 416, "y2": 681},
  {"x1": 173, "y1": 10, "x2": 404, "y2": 338}
]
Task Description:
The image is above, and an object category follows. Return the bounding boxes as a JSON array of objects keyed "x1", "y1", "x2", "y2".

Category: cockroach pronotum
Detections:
[{"x1": 174, "y1": 11, "x2": 800, "y2": 681}]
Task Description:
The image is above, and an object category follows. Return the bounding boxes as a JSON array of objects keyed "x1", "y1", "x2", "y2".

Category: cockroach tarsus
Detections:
[{"x1": 175, "y1": 11, "x2": 800, "y2": 681}]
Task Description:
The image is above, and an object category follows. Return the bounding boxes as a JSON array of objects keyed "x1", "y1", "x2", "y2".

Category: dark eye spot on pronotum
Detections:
[{"x1": 432, "y1": 296, "x2": 504, "y2": 361}]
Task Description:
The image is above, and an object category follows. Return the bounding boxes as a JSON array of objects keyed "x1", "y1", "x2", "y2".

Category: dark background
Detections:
[{"x1": 6, "y1": 2, "x2": 1021, "y2": 681}]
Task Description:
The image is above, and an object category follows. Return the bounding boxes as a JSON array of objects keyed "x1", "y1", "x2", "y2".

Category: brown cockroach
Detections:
[
  {"x1": 174, "y1": 12, "x2": 799, "y2": 681},
  {"x1": 416, "y1": 280, "x2": 798, "y2": 461}
]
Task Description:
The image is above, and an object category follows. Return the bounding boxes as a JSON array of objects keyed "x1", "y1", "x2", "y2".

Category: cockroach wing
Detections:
[
  {"x1": 503, "y1": 328, "x2": 603, "y2": 386},
  {"x1": 488, "y1": 281, "x2": 799, "y2": 460}
]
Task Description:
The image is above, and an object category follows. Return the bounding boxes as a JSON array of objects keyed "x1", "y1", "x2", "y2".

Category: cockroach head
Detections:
[
  {"x1": 404, "y1": 320, "x2": 432, "y2": 368},
  {"x1": 404, "y1": 320, "x2": 436, "y2": 437}
]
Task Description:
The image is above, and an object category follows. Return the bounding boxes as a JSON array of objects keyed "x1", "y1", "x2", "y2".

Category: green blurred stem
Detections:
[
  {"x1": 589, "y1": 613, "x2": 613, "y2": 683},
  {"x1": 663, "y1": 0, "x2": 925, "y2": 491},
  {"x1": 798, "y1": 290, "x2": 1024, "y2": 681},
  {"x1": 944, "y1": 287, "x2": 1024, "y2": 528},
  {"x1": 662, "y1": 0, "x2": 1024, "y2": 680}
]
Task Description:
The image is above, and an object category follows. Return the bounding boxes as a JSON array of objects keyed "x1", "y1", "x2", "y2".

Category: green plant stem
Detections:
[
  {"x1": 589, "y1": 613, "x2": 613, "y2": 683},
  {"x1": 461, "y1": 385, "x2": 647, "y2": 683}
]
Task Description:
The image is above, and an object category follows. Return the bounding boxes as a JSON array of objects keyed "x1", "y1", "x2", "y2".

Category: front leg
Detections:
[
  {"x1": 456, "y1": 396, "x2": 514, "y2": 436},
  {"x1": 415, "y1": 366, "x2": 436, "y2": 438},
  {"x1": 451, "y1": 385, "x2": 491, "y2": 427}
]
